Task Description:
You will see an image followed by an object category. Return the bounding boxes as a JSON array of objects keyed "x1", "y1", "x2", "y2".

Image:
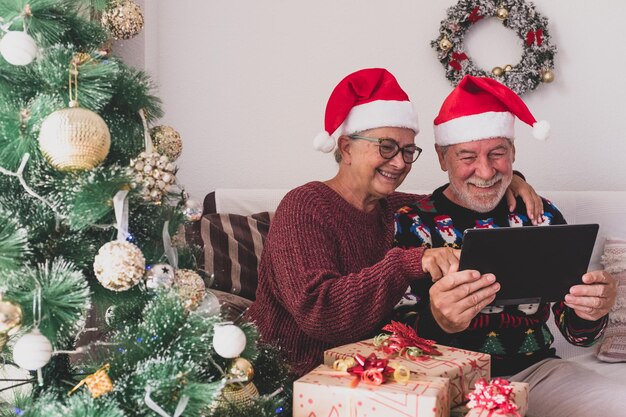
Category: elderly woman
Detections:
[{"x1": 245, "y1": 68, "x2": 541, "y2": 376}]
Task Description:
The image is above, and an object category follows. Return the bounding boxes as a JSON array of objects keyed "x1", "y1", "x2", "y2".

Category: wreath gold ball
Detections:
[{"x1": 431, "y1": 0, "x2": 557, "y2": 95}]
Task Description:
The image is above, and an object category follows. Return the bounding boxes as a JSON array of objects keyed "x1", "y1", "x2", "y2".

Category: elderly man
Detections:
[{"x1": 395, "y1": 75, "x2": 622, "y2": 417}]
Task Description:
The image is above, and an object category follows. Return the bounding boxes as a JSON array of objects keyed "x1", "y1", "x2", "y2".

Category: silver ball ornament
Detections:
[
  {"x1": 183, "y1": 198, "x2": 203, "y2": 222},
  {"x1": 145, "y1": 263, "x2": 175, "y2": 290}
]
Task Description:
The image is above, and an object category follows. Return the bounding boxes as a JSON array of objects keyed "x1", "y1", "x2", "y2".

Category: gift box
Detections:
[
  {"x1": 324, "y1": 339, "x2": 490, "y2": 407},
  {"x1": 293, "y1": 364, "x2": 450, "y2": 417},
  {"x1": 464, "y1": 381, "x2": 529, "y2": 417}
]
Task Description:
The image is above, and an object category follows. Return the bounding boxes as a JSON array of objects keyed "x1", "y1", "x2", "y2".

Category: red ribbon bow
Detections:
[
  {"x1": 526, "y1": 28, "x2": 543, "y2": 46},
  {"x1": 347, "y1": 353, "x2": 394, "y2": 386},
  {"x1": 468, "y1": 7, "x2": 484, "y2": 23},
  {"x1": 467, "y1": 378, "x2": 520, "y2": 416},
  {"x1": 449, "y1": 52, "x2": 468, "y2": 71},
  {"x1": 380, "y1": 321, "x2": 442, "y2": 358}
]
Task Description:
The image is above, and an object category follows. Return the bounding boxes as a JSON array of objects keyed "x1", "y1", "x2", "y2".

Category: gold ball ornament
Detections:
[
  {"x1": 503, "y1": 64, "x2": 513, "y2": 72},
  {"x1": 491, "y1": 66, "x2": 504, "y2": 77},
  {"x1": 219, "y1": 381, "x2": 260, "y2": 408},
  {"x1": 130, "y1": 152, "x2": 177, "y2": 203},
  {"x1": 174, "y1": 269, "x2": 206, "y2": 311},
  {"x1": 439, "y1": 37, "x2": 452, "y2": 51},
  {"x1": 228, "y1": 358, "x2": 255, "y2": 382},
  {"x1": 0, "y1": 297, "x2": 23, "y2": 350},
  {"x1": 38, "y1": 107, "x2": 111, "y2": 171},
  {"x1": 93, "y1": 240, "x2": 146, "y2": 291},
  {"x1": 496, "y1": 7, "x2": 509, "y2": 21},
  {"x1": 541, "y1": 69, "x2": 555, "y2": 83},
  {"x1": 150, "y1": 125, "x2": 183, "y2": 161},
  {"x1": 101, "y1": 0, "x2": 144, "y2": 40}
]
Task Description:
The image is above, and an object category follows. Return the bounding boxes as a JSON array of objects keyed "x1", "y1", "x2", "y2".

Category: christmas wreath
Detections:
[{"x1": 431, "y1": 0, "x2": 556, "y2": 95}]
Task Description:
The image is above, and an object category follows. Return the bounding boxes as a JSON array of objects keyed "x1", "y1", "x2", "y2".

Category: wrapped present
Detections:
[
  {"x1": 324, "y1": 338, "x2": 490, "y2": 407},
  {"x1": 464, "y1": 378, "x2": 529, "y2": 417},
  {"x1": 293, "y1": 363, "x2": 450, "y2": 417}
]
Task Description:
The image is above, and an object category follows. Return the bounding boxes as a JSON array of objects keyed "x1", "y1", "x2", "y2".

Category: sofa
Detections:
[{"x1": 193, "y1": 188, "x2": 626, "y2": 383}]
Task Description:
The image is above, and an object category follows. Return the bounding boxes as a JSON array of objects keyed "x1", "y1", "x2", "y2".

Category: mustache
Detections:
[{"x1": 465, "y1": 173, "x2": 503, "y2": 188}]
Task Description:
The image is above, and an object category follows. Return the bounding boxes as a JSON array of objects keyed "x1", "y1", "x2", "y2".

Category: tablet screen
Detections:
[{"x1": 458, "y1": 224, "x2": 599, "y2": 306}]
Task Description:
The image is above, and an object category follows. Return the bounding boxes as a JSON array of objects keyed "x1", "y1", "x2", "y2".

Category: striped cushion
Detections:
[{"x1": 200, "y1": 211, "x2": 273, "y2": 300}]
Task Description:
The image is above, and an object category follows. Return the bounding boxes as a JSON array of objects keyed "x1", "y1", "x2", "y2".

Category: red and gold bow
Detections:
[
  {"x1": 378, "y1": 321, "x2": 442, "y2": 360},
  {"x1": 346, "y1": 353, "x2": 394, "y2": 386}
]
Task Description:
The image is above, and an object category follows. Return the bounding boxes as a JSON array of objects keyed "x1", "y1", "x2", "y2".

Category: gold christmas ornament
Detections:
[
  {"x1": 220, "y1": 381, "x2": 260, "y2": 408},
  {"x1": 496, "y1": 7, "x2": 509, "y2": 21},
  {"x1": 93, "y1": 240, "x2": 146, "y2": 291},
  {"x1": 541, "y1": 69, "x2": 555, "y2": 83},
  {"x1": 439, "y1": 37, "x2": 452, "y2": 51},
  {"x1": 228, "y1": 358, "x2": 255, "y2": 382},
  {"x1": 101, "y1": 0, "x2": 144, "y2": 40},
  {"x1": 68, "y1": 364, "x2": 113, "y2": 399},
  {"x1": 174, "y1": 269, "x2": 206, "y2": 311},
  {"x1": 150, "y1": 125, "x2": 183, "y2": 161},
  {"x1": 503, "y1": 64, "x2": 513, "y2": 72},
  {"x1": 491, "y1": 66, "x2": 504, "y2": 77},
  {"x1": 38, "y1": 107, "x2": 111, "y2": 171},
  {"x1": 0, "y1": 296, "x2": 23, "y2": 350},
  {"x1": 129, "y1": 152, "x2": 177, "y2": 203}
]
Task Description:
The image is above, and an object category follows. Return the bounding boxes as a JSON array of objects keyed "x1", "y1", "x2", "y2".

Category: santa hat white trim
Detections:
[
  {"x1": 434, "y1": 111, "x2": 515, "y2": 146},
  {"x1": 333, "y1": 99, "x2": 420, "y2": 138}
]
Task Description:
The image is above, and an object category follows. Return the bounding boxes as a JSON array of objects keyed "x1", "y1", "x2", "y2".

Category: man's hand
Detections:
[
  {"x1": 429, "y1": 264, "x2": 500, "y2": 333},
  {"x1": 422, "y1": 247, "x2": 460, "y2": 281},
  {"x1": 506, "y1": 174, "x2": 543, "y2": 225},
  {"x1": 565, "y1": 270, "x2": 617, "y2": 321}
]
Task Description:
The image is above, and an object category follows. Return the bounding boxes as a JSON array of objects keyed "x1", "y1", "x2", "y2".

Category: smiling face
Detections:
[
  {"x1": 436, "y1": 137, "x2": 515, "y2": 212},
  {"x1": 339, "y1": 126, "x2": 416, "y2": 203}
]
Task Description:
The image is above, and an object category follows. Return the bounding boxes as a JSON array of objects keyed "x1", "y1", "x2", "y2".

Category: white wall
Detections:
[{"x1": 117, "y1": 0, "x2": 626, "y2": 201}]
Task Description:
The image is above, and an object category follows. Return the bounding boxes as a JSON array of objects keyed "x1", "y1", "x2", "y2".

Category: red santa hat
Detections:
[
  {"x1": 313, "y1": 68, "x2": 419, "y2": 153},
  {"x1": 433, "y1": 75, "x2": 549, "y2": 146}
]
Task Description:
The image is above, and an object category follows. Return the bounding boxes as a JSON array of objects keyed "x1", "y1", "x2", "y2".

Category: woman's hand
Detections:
[
  {"x1": 506, "y1": 174, "x2": 543, "y2": 225},
  {"x1": 422, "y1": 247, "x2": 460, "y2": 281}
]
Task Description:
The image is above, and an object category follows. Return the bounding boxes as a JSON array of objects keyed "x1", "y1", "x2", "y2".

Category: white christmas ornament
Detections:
[
  {"x1": 183, "y1": 198, "x2": 203, "y2": 222},
  {"x1": 0, "y1": 364, "x2": 32, "y2": 402},
  {"x1": 0, "y1": 30, "x2": 38, "y2": 66},
  {"x1": 212, "y1": 322, "x2": 247, "y2": 358},
  {"x1": 12, "y1": 328, "x2": 53, "y2": 371}
]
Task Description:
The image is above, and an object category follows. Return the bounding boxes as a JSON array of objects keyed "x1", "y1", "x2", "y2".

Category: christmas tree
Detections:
[
  {"x1": 518, "y1": 328, "x2": 539, "y2": 355},
  {"x1": 0, "y1": 1, "x2": 291, "y2": 416},
  {"x1": 480, "y1": 331, "x2": 506, "y2": 355}
]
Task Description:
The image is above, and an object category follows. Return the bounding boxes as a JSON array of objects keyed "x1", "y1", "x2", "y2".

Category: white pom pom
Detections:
[
  {"x1": 313, "y1": 131, "x2": 336, "y2": 153},
  {"x1": 532, "y1": 120, "x2": 550, "y2": 140},
  {"x1": 0, "y1": 31, "x2": 38, "y2": 66},
  {"x1": 212, "y1": 323, "x2": 247, "y2": 358}
]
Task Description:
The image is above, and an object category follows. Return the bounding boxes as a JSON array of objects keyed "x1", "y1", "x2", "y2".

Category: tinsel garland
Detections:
[{"x1": 431, "y1": 0, "x2": 556, "y2": 95}]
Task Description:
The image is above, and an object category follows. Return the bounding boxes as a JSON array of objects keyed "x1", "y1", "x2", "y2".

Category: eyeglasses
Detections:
[{"x1": 348, "y1": 134, "x2": 422, "y2": 164}]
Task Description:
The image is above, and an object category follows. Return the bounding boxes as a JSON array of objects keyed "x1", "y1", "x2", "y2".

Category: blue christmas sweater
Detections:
[{"x1": 394, "y1": 184, "x2": 607, "y2": 376}]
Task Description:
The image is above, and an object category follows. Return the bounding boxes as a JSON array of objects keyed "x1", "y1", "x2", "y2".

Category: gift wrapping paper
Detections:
[
  {"x1": 464, "y1": 381, "x2": 529, "y2": 417},
  {"x1": 293, "y1": 364, "x2": 450, "y2": 417},
  {"x1": 324, "y1": 339, "x2": 490, "y2": 408}
]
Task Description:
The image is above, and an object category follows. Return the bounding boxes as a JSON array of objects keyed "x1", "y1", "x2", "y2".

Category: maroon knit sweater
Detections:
[{"x1": 244, "y1": 181, "x2": 428, "y2": 376}]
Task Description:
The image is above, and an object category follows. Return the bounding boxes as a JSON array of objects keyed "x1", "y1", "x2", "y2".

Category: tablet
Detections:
[{"x1": 458, "y1": 224, "x2": 599, "y2": 306}]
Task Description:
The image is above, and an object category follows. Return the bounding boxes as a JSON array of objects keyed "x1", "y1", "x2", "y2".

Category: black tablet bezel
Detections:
[{"x1": 458, "y1": 224, "x2": 599, "y2": 306}]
